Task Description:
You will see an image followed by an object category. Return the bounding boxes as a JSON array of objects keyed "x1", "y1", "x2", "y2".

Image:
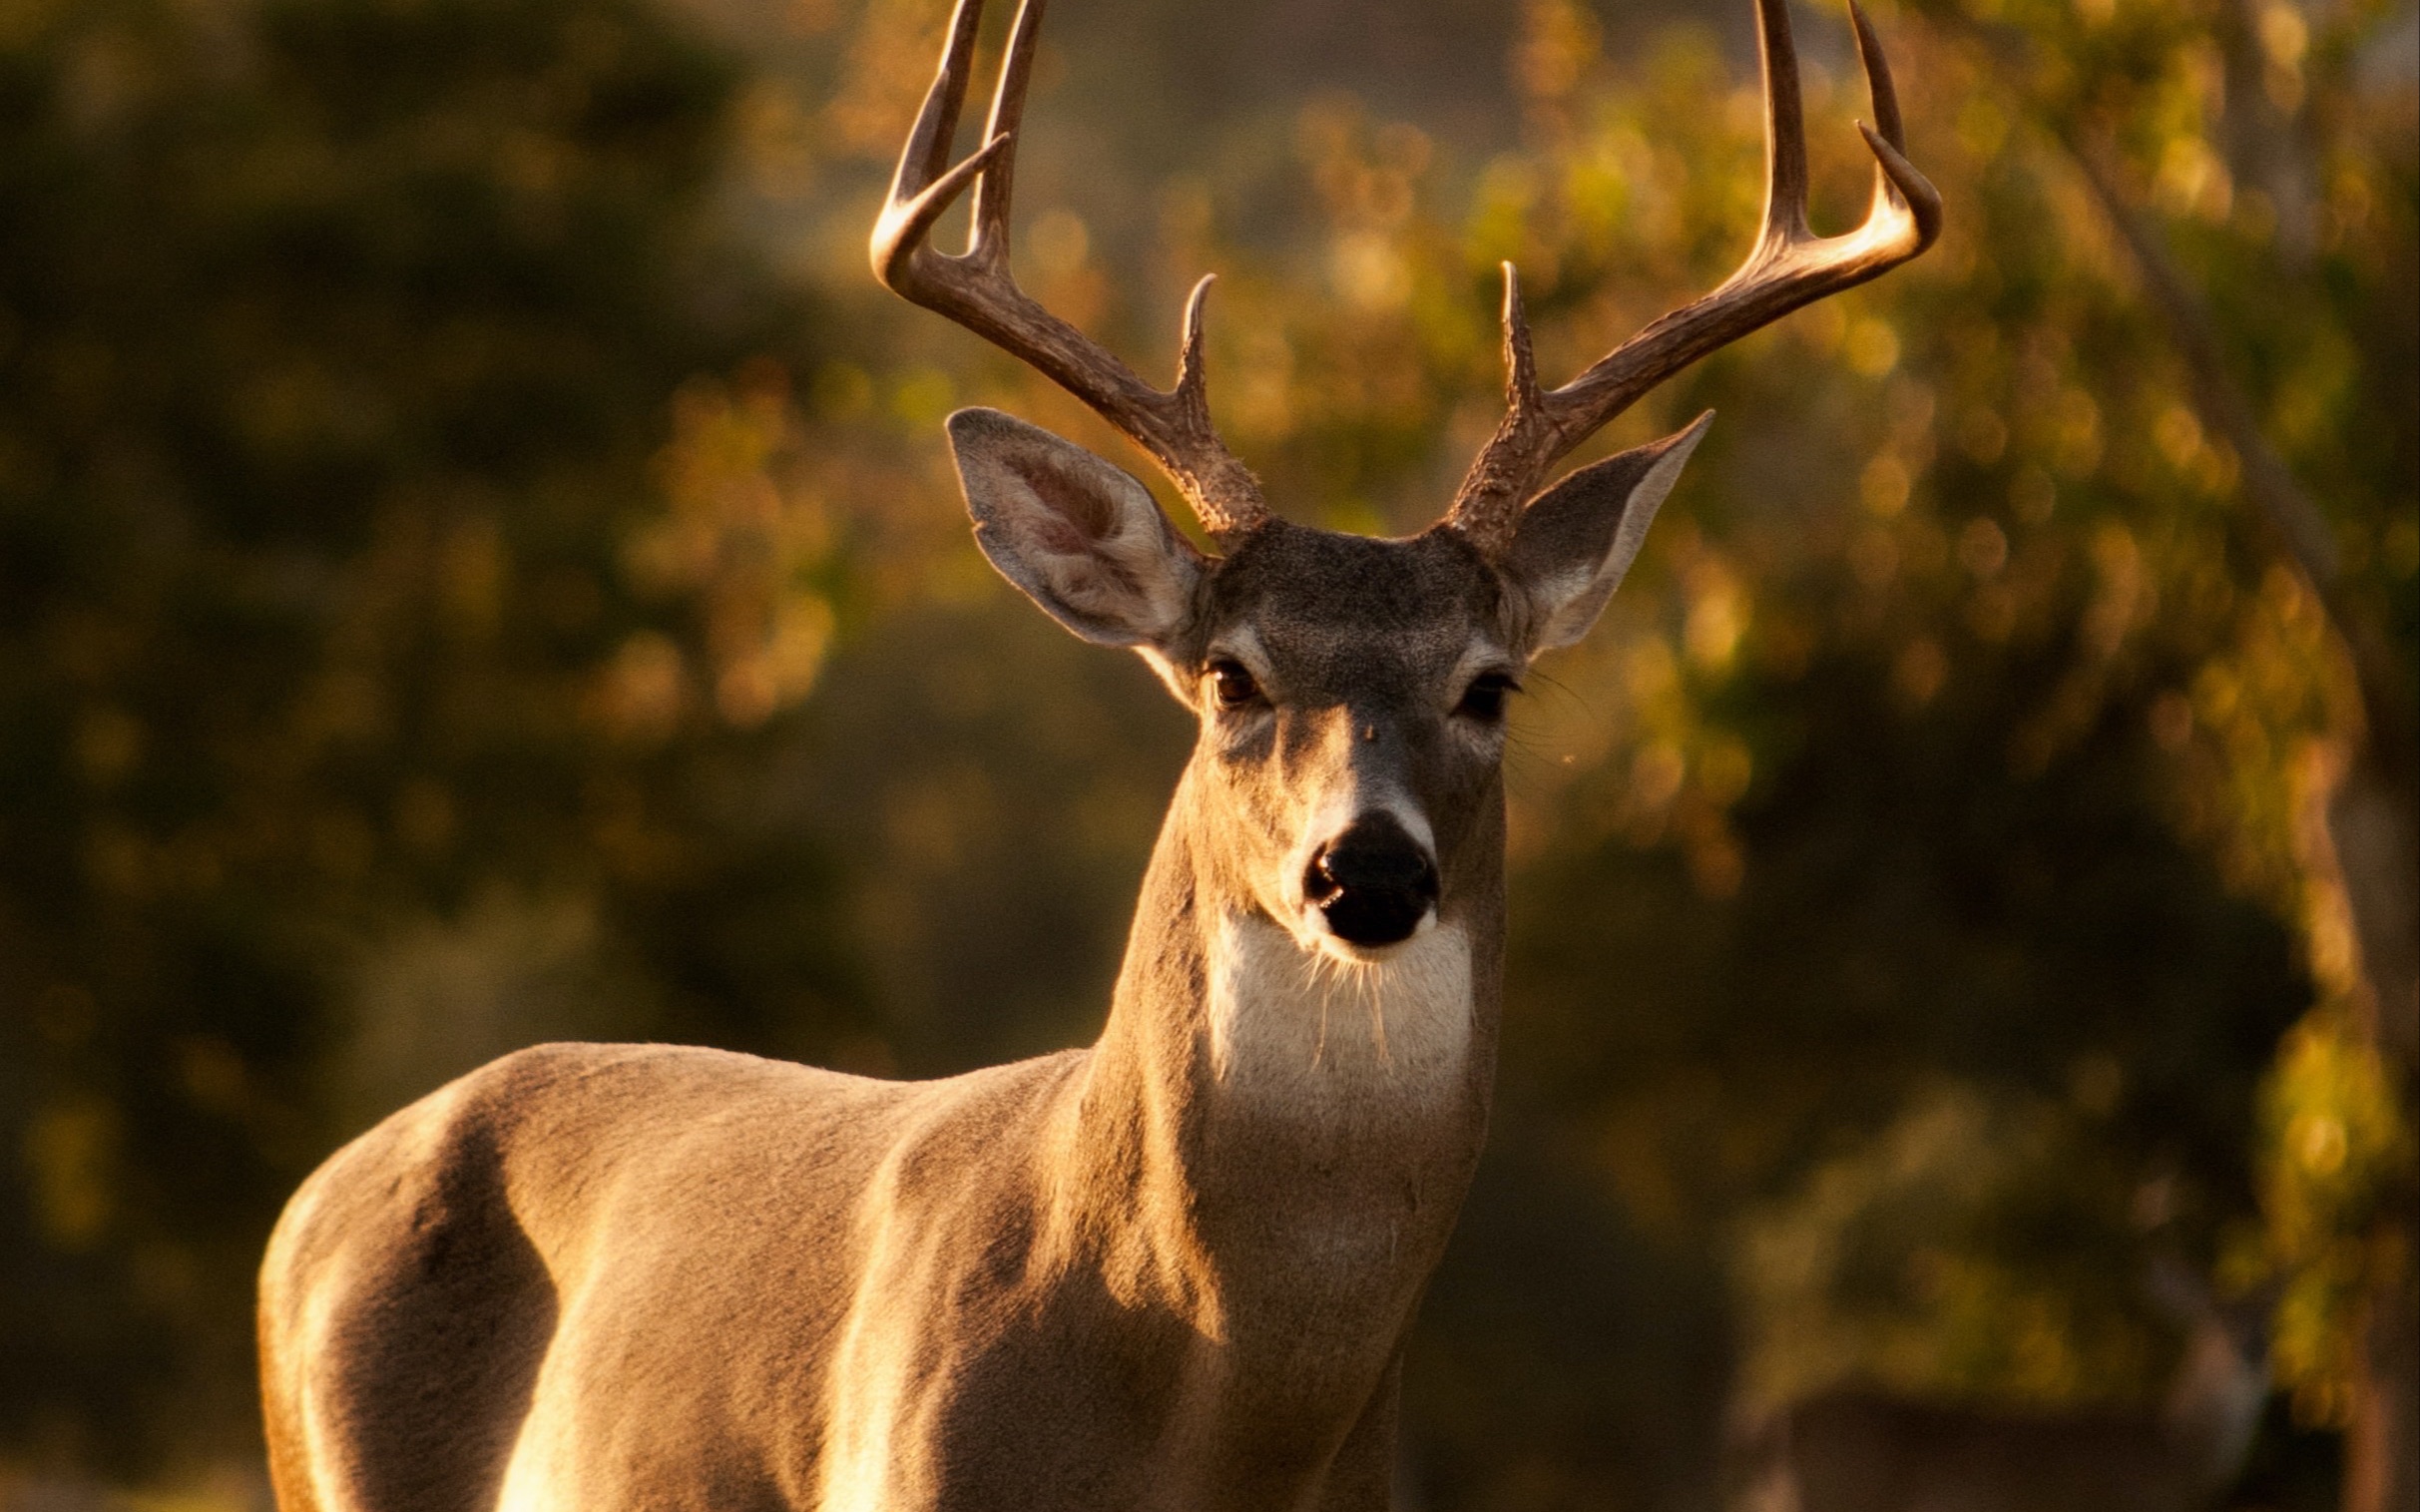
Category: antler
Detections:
[
  {"x1": 872, "y1": 0, "x2": 1269, "y2": 545},
  {"x1": 1446, "y1": 0, "x2": 1943, "y2": 553}
]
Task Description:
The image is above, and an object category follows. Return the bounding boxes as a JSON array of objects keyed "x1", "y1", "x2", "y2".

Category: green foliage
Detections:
[
  {"x1": 1737, "y1": 1085, "x2": 2166, "y2": 1407},
  {"x1": 2259, "y1": 1009, "x2": 2418, "y2": 1425},
  {"x1": 0, "y1": 0, "x2": 866, "y2": 1470}
]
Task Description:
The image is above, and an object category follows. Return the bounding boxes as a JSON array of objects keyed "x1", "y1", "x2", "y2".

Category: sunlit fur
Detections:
[
  {"x1": 1208, "y1": 913, "x2": 1473, "y2": 1114},
  {"x1": 255, "y1": 414, "x2": 1691, "y2": 1511}
]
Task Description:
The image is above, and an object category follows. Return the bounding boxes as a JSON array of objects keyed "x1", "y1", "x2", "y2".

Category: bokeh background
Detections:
[{"x1": 0, "y1": 0, "x2": 2412, "y2": 1505}]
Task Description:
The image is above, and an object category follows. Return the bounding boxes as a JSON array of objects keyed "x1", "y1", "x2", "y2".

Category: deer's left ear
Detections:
[
  {"x1": 1503, "y1": 412, "x2": 1710, "y2": 652},
  {"x1": 948, "y1": 407, "x2": 1207, "y2": 648}
]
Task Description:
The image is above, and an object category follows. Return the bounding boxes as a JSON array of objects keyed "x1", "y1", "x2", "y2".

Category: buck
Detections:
[{"x1": 255, "y1": 0, "x2": 1936, "y2": 1506}]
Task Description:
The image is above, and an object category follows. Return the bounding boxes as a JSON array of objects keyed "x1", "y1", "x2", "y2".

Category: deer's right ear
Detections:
[
  {"x1": 948, "y1": 408, "x2": 1207, "y2": 649},
  {"x1": 1503, "y1": 413, "x2": 1710, "y2": 653}
]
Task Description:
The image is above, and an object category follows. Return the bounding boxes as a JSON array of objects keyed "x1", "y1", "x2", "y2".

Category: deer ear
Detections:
[
  {"x1": 948, "y1": 408, "x2": 1206, "y2": 648},
  {"x1": 1504, "y1": 413, "x2": 1710, "y2": 652}
]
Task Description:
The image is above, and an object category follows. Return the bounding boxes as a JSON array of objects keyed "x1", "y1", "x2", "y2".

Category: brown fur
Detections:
[{"x1": 258, "y1": 416, "x2": 1690, "y2": 1511}]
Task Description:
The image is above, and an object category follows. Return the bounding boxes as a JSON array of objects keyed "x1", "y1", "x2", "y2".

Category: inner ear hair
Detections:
[
  {"x1": 947, "y1": 407, "x2": 1206, "y2": 651},
  {"x1": 1508, "y1": 413, "x2": 1710, "y2": 652}
]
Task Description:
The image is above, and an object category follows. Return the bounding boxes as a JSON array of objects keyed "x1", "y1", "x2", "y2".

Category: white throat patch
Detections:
[{"x1": 1205, "y1": 913, "x2": 1473, "y2": 1117}]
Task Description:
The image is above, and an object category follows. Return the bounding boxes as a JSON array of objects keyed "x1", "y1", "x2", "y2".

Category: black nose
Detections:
[{"x1": 1304, "y1": 813, "x2": 1439, "y2": 947}]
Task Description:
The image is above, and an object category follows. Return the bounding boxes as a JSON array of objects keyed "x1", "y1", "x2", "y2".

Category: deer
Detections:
[
  {"x1": 1729, "y1": 1263, "x2": 2274, "y2": 1512},
  {"x1": 253, "y1": 0, "x2": 1937, "y2": 1506}
]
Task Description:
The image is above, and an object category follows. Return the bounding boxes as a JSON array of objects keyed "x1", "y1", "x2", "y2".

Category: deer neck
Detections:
[{"x1": 1057, "y1": 764, "x2": 1503, "y2": 1352}]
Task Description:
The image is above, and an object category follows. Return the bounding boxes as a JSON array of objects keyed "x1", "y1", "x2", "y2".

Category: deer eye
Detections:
[
  {"x1": 1209, "y1": 660, "x2": 1262, "y2": 710},
  {"x1": 1456, "y1": 672, "x2": 1519, "y2": 723}
]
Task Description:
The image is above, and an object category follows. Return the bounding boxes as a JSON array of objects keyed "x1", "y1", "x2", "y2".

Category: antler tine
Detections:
[
  {"x1": 877, "y1": 0, "x2": 986, "y2": 260},
  {"x1": 1756, "y1": 0, "x2": 1813, "y2": 249},
  {"x1": 969, "y1": 0, "x2": 1044, "y2": 259},
  {"x1": 1175, "y1": 272, "x2": 1218, "y2": 427},
  {"x1": 871, "y1": 0, "x2": 1269, "y2": 545},
  {"x1": 1445, "y1": 0, "x2": 1942, "y2": 554},
  {"x1": 1501, "y1": 262, "x2": 1543, "y2": 414},
  {"x1": 1850, "y1": 0, "x2": 1906, "y2": 158}
]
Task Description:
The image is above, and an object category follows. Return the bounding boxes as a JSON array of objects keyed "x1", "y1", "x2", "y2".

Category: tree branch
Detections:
[{"x1": 2064, "y1": 134, "x2": 2416, "y2": 785}]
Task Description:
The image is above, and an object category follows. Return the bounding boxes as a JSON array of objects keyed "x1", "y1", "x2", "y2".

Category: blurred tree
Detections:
[
  {"x1": 1906, "y1": 0, "x2": 2419, "y2": 1501},
  {"x1": 0, "y1": 0, "x2": 869, "y2": 1475}
]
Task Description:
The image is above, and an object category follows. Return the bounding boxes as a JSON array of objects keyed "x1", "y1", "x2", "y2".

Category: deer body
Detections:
[
  {"x1": 259, "y1": 0, "x2": 1938, "y2": 1504},
  {"x1": 262, "y1": 963, "x2": 1476, "y2": 1511},
  {"x1": 261, "y1": 527, "x2": 1515, "y2": 1512},
  {"x1": 1735, "y1": 1283, "x2": 2271, "y2": 1512},
  {"x1": 1750, "y1": 1392, "x2": 2254, "y2": 1512}
]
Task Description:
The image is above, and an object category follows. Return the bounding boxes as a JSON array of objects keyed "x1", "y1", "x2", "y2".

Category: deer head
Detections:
[{"x1": 874, "y1": 0, "x2": 1940, "y2": 962}]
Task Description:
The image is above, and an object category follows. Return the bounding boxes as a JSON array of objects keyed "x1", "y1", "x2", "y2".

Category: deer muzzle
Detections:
[{"x1": 1304, "y1": 812, "x2": 1439, "y2": 948}]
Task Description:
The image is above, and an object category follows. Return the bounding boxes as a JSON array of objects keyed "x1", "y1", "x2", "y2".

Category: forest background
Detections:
[{"x1": 0, "y1": 0, "x2": 2412, "y2": 1505}]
